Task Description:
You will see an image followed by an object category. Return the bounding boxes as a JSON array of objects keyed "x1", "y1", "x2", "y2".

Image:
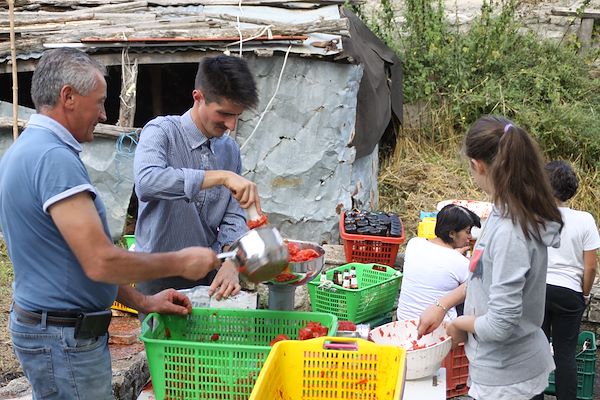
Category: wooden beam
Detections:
[
  {"x1": 550, "y1": 7, "x2": 600, "y2": 19},
  {"x1": 0, "y1": 117, "x2": 139, "y2": 138}
]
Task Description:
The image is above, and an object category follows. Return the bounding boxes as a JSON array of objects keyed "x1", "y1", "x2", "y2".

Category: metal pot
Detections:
[{"x1": 217, "y1": 227, "x2": 288, "y2": 283}]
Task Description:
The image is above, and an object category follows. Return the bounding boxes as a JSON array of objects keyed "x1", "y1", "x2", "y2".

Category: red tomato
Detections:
[
  {"x1": 338, "y1": 321, "x2": 357, "y2": 331},
  {"x1": 210, "y1": 333, "x2": 220, "y2": 341},
  {"x1": 274, "y1": 273, "x2": 297, "y2": 282},
  {"x1": 247, "y1": 215, "x2": 268, "y2": 229},
  {"x1": 298, "y1": 327, "x2": 313, "y2": 340},
  {"x1": 269, "y1": 334, "x2": 290, "y2": 346}
]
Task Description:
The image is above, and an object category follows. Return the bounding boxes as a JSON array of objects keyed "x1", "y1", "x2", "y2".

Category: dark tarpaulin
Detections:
[{"x1": 340, "y1": 8, "x2": 403, "y2": 159}]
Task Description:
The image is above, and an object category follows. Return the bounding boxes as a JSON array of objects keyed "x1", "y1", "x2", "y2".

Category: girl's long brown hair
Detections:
[{"x1": 464, "y1": 115, "x2": 563, "y2": 240}]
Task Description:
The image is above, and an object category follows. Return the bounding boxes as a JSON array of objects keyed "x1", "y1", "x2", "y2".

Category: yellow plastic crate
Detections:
[
  {"x1": 111, "y1": 301, "x2": 138, "y2": 314},
  {"x1": 111, "y1": 283, "x2": 137, "y2": 314},
  {"x1": 417, "y1": 217, "x2": 437, "y2": 239},
  {"x1": 250, "y1": 336, "x2": 406, "y2": 400}
]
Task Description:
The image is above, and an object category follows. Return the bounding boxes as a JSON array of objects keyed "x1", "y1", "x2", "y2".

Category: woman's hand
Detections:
[{"x1": 417, "y1": 304, "x2": 446, "y2": 338}]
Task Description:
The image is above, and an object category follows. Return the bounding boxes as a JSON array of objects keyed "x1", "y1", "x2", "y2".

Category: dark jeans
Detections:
[{"x1": 533, "y1": 284, "x2": 586, "y2": 400}]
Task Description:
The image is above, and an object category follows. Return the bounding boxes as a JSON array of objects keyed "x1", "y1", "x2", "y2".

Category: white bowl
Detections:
[{"x1": 370, "y1": 319, "x2": 452, "y2": 380}]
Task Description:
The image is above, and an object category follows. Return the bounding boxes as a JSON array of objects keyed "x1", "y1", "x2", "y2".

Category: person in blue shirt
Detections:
[
  {"x1": 134, "y1": 55, "x2": 261, "y2": 303},
  {"x1": 0, "y1": 47, "x2": 220, "y2": 399}
]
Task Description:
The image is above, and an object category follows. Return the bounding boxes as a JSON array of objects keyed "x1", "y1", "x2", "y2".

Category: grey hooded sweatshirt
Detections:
[{"x1": 464, "y1": 206, "x2": 561, "y2": 387}]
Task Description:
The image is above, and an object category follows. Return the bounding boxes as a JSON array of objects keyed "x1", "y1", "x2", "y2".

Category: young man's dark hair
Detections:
[
  {"x1": 435, "y1": 204, "x2": 481, "y2": 245},
  {"x1": 545, "y1": 160, "x2": 579, "y2": 202},
  {"x1": 195, "y1": 55, "x2": 258, "y2": 109}
]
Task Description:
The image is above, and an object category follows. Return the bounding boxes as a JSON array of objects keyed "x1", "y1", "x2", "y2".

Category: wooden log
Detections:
[
  {"x1": 69, "y1": 1, "x2": 149, "y2": 14},
  {"x1": 11, "y1": 0, "x2": 133, "y2": 8},
  {"x1": 117, "y1": 50, "x2": 138, "y2": 128},
  {"x1": 0, "y1": 20, "x2": 109, "y2": 35},
  {"x1": 0, "y1": 12, "x2": 156, "y2": 25},
  {"x1": 0, "y1": 37, "x2": 43, "y2": 57}
]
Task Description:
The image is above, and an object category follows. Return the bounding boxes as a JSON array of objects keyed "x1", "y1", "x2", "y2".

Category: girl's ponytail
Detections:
[{"x1": 464, "y1": 115, "x2": 562, "y2": 239}]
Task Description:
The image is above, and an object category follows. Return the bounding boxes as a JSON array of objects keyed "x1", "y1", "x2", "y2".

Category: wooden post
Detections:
[
  {"x1": 577, "y1": 18, "x2": 594, "y2": 54},
  {"x1": 8, "y1": 0, "x2": 19, "y2": 140},
  {"x1": 117, "y1": 49, "x2": 138, "y2": 128}
]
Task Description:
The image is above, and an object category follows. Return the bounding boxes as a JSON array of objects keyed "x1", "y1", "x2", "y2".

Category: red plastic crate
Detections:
[
  {"x1": 339, "y1": 213, "x2": 405, "y2": 266},
  {"x1": 442, "y1": 343, "x2": 469, "y2": 398}
]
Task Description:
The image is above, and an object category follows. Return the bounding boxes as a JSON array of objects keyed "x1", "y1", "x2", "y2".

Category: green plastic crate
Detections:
[
  {"x1": 307, "y1": 263, "x2": 402, "y2": 323},
  {"x1": 141, "y1": 307, "x2": 337, "y2": 400},
  {"x1": 123, "y1": 234, "x2": 136, "y2": 250},
  {"x1": 545, "y1": 331, "x2": 596, "y2": 400}
]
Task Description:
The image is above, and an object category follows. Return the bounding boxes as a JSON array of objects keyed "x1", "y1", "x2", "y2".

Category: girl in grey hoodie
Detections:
[{"x1": 419, "y1": 115, "x2": 563, "y2": 400}]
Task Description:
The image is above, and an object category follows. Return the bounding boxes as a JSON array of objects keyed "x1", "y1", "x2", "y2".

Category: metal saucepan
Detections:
[{"x1": 217, "y1": 227, "x2": 288, "y2": 283}]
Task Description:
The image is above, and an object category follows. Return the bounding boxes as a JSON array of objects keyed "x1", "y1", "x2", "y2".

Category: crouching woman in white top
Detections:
[{"x1": 396, "y1": 204, "x2": 480, "y2": 322}]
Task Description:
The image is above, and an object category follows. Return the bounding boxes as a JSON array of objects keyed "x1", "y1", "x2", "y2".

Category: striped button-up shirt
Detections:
[{"x1": 133, "y1": 109, "x2": 247, "y2": 259}]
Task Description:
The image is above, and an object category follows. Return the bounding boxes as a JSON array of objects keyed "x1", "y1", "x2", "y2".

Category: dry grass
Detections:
[
  {"x1": 378, "y1": 127, "x2": 600, "y2": 257},
  {"x1": 378, "y1": 133, "x2": 489, "y2": 246}
]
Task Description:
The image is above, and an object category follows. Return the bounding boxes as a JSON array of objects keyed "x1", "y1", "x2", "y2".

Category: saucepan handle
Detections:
[{"x1": 216, "y1": 250, "x2": 237, "y2": 260}]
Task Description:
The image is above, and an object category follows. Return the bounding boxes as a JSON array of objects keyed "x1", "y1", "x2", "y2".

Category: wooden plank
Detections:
[{"x1": 550, "y1": 7, "x2": 600, "y2": 19}]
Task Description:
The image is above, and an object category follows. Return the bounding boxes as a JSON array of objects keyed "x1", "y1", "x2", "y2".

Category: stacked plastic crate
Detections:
[{"x1": 545, "y1": 331, "x2": 597, "y2": 400}]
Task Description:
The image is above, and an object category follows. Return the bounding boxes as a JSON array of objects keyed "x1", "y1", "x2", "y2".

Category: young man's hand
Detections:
[
  {"x1": 223, "y1": 172, "x2": 261, "y2": 211},
  {"x1": 208, "y1": 260, "x2": 241, "y2": 300}
]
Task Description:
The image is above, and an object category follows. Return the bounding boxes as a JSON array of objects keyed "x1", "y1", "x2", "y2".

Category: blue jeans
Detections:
[{"x1": 9, "y1": 309, "x2": 113, "y2": 399}]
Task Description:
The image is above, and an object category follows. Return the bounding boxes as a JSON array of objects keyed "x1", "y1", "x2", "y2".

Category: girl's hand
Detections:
[{"x1": 446, "y1": 320, "x2": 468, "y2": 349}]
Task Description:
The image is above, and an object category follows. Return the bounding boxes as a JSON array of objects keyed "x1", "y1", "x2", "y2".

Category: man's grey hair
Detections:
[{"x1": 31, "y1": 48, "x2": 107, "y2": 112}]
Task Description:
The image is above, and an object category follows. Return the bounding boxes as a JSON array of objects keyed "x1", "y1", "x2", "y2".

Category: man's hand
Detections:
[
  {"x1": 209, "y1": 260, "x2": 241, "y2": 300},
  {"x1": 178, "y1": 247, "x2": 220, "y2": 281},
  {"x1": 417, "y1": 304, "x2": 446, "y2": 338},
  {"x1": 141, "y1": 288, "x2": 193, "y2": 316},
  {"x1": 223, "y1": 172, "x2": 261, "y2": 211}
]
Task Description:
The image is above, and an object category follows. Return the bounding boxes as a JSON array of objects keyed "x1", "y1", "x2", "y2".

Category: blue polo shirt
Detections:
[{"x1": 0, "y1": 114, "x2": 117, "y2": 312}]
